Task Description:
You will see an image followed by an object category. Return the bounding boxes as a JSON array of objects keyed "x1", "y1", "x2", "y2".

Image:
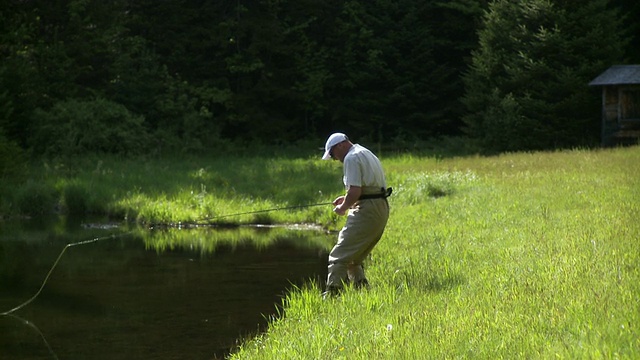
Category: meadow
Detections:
[
  {"x1": 1, "y1": 145, "x2": 638, "y2": 358},
  {"x1": 230, "y1": 147, "x2": 640, "y2": 359}
]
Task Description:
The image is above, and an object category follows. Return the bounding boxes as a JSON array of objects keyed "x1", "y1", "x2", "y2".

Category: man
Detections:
[{"x1": 321, "y1": 133, "x2": 391, "y2": 297}]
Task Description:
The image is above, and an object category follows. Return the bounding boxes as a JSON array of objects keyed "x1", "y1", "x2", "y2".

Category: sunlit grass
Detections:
[
  {"x1": 230, "y1": 146, "x2": 640, "y2": 359},
  {"x1": 5, "y1": 155, "x2": 342, "y2": 227}
]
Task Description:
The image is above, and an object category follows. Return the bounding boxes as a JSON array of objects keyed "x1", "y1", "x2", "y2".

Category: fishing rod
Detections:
[
  {"x1": 188, "y1": 187, "x2": 391, "y2": 225},
  {"x1": 148, "y1": 188, "x2": 392, "y2": 228},
  {"x1": 148, "y1": 200, "x2": 335, "y2": 228}
]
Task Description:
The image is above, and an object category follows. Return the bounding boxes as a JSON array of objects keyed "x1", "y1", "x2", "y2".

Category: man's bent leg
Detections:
[
  {"x1": 326, "y1": 202, "x2": 387, "y2": 292},
  {"x1": 347, "y1": 263, "x2": 365, "y2": 283},
  {"x1": 325, "y1": 212, "x2": 362, "y2": 292},
  {"x1": 326, "y1": 258, "x2": 348, "y2": 290}
]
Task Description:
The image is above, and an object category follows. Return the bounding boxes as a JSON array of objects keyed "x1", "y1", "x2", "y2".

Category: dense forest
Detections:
[{"x1": 0, "y1": 0, "x2": 638, "y2": 162}]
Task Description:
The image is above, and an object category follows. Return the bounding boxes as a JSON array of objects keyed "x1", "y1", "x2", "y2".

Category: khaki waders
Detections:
[{"x1": 326, "y1": 187, "x2": 390, "y2": 291}]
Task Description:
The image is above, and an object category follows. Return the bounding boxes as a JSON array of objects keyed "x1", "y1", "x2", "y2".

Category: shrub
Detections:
[
  {"x1": 62, "y1": 182, "x2": 89, "y2": 215},
  {"x1": 396, "y1": 171, "x2": 478, "y2": 205},
  {"x1": 15, "y1": 180, "x2": 57, "y2": 216},
  {"x1": 30, "y1": 97, "x2": 150, "y2": 157}
]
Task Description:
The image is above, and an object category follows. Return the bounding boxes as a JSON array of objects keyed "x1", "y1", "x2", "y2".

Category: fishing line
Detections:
[
  {"x1": 195, "y1": 201, "x2": 334, "y2": 222},
  {"x1": 2, "y1": 200, "x2": 337, "y2": 313},
  {"x1": 1, "y1": 200, "x2": 331, "y2": 314},
  {"x1": 1, "y1": 232, "x2": 131, "y2": 316},
  {"x1": 2, "y1": 313, "x2": 59, "y2": 359}
]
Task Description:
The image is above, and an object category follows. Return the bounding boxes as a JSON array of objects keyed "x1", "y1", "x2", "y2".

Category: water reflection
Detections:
[
  {"x1": 2, "y1": 313, "x2": 58, "y2": 359},
  {"x1": 0, "y1": 218, "x2": 330, "y2": 360}
]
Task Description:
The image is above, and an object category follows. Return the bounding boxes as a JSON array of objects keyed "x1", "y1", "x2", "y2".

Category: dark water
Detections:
[{"x1": 0, "y1": 217, "x2": 330, "y2": 359}]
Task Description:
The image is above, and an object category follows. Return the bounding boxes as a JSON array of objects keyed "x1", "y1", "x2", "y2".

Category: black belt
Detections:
[{"x1": 359, "y1": 187, "x2": 393, "y2": 200}]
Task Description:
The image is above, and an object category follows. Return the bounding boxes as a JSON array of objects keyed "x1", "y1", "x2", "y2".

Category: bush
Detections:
[
  {"x1": 30, "y1": 97, "x2": 150, "y2": 157},
  {"x1": 15, "y1": 180, "x2": 57, "y2": 216},
  {"x1": 62, "y1": 182, "x2": 89, "y2": 215},
  {"x1": 396, "y1": 171, "x2": 478, "y2": 205}
]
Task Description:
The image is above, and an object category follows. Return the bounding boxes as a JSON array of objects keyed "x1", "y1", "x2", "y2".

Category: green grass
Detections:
[
  {"x1": 230, "y1": 147, "x2": 639, "y2": 359},
  {"x1": 1, "y1": 154, "x2": 342, "y2": 226},
  {"x1": 1, "y1": 146, "x2": 639, "y2": 358}
]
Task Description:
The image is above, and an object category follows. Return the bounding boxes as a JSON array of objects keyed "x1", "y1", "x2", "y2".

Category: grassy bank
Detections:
[
  {"x1": 229, "y1": 147, "x2": 639, "y2": 359},
  {"x1": 1, "y1": 146, "x2": 638, "y2": 358},
  {"x1": 0, "y1": 154, "x2": 343, "y2": 227}
]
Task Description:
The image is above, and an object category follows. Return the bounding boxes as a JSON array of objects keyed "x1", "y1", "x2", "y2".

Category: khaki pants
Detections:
[{"x1": 326, "y1": 197, "x2": 389, "y2": 289}]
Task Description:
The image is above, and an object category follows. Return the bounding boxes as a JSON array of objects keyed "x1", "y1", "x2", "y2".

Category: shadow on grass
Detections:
[
  {"x1": 423, "y1": 273, "x2": 466, "y2": 292},
  {"x1": 397, "y1": 271, "x2": 466, "y2": 293}
]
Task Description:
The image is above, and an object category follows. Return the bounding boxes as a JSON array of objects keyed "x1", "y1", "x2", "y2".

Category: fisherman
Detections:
[{"x1": 321, "y1": 133, "x2": 391, "y2": 297}]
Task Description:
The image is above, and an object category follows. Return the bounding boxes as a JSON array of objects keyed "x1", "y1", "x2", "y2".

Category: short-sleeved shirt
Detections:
[{"x1": 343, "y1": 144, "x2": 386, "y2": 190}]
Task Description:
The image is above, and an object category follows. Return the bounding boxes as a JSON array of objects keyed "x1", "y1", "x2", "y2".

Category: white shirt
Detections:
[{"x1": 342, "y1": 144, "x2": 386, "y2": 189}]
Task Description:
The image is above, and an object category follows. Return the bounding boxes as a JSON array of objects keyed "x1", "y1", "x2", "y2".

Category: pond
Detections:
[{"x1": 0, "y1": 216, "x2": 331, "y2": 360}]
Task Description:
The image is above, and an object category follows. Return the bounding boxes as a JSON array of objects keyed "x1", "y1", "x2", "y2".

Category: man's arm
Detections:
[{"x1": 334, "y1": 185, "x2": 362, "y2": 215}]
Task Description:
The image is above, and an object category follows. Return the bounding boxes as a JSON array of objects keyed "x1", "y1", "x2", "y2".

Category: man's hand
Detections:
[
  {"x1": 333, "y1": 195, "x2": 347, "y2": 215},
  {"x1": 333, "y1": 205, "x2": 348, "y2": 216},
  {"x1": 332, "y1": 186, "x2": 361, "y2": 216}
]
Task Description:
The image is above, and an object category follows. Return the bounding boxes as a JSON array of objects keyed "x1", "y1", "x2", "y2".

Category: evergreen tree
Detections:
[
  {"x1": 321, "y1": 0, "x2": 445, "y2": 141},
  {"x1": 0, "y1": 1, "x2": 47, "y2": 147},
  {"x1": 611, "y1": 0, "x2": 640, "y2": 62},
  {"x1": 462, "y1": 0, "x2": 626, "y2": 151},
  {"x1": 425, "y1": 0, "x2": 492, "y2": 134}
]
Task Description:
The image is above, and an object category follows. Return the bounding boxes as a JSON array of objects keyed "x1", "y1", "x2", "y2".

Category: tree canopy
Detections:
[{"x1": 0, "y1": 0, "x2": 637, "y2": 158}]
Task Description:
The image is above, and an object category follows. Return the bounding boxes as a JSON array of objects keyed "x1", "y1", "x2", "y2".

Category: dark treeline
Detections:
[{"x1": 0, "y1": 0, "x2": 638, "y2": 161}]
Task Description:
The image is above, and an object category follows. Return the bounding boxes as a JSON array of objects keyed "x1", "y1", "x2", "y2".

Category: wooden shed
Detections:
[{"x1": 589, "y1": 65, "x2": 640, "y2": 146}]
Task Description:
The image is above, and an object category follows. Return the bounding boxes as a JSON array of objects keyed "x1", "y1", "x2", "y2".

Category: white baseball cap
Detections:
[{"x1": 322, "y1": 133, "x2": 348, "y2": 160}]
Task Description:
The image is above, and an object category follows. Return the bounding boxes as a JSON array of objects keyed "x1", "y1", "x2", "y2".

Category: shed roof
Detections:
[{"x1": 589, "y1": 65, "x2": 640, "y2": 86}]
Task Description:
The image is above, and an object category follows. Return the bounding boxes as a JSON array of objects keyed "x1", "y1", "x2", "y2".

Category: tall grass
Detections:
[{"x1": 3, "y1": 154, "x2": 342, "y2": 227}]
